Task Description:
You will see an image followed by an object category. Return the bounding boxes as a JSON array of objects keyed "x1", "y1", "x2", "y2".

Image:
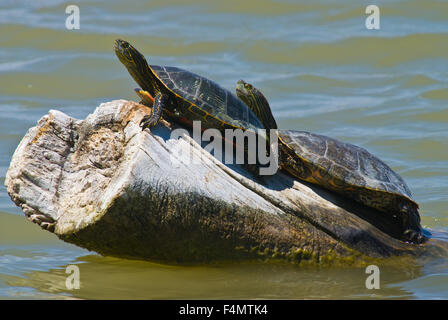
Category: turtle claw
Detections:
[
  {"x1": 140, "y1": 115, "x2": 153, "y2": 130},
  {"x1": 140, "y1": 114, "x2": 161, "y2": 130}
]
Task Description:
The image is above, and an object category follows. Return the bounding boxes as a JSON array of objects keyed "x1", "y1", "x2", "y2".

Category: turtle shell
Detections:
[
  {"x1": 278, "y1": 130, "x2": 418, "y2": 216},
  {"x1": 150, "y1": 65, "x2": 264, "y2": 131}
]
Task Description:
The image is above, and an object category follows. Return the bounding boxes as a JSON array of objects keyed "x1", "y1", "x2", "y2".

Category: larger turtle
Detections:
[
  {"x1": 235, "y1": 80, "x2": 426, "y2": 243},
  {"x1": 114, "y1": 39, "x2": 264, "y2": 134}
]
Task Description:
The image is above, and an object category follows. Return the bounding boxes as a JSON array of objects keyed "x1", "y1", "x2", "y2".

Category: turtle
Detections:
[
  {"x1": 114, "y1": 39, "x2": 264, "y2": 134},
  {"x1": 235, "y1": 80, "x2": 426, "y2": 243}
]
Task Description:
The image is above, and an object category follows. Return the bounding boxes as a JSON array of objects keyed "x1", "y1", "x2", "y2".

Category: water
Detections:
[{"x1": 1, "y1": 0, "x2": 448, "y2": 299}]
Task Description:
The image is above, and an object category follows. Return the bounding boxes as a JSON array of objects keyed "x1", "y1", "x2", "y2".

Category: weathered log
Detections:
[{"x1": 5, "y1": 100, "x2": 447, "y2": 264}]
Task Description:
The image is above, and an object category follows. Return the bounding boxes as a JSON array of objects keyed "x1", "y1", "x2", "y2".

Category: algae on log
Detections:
[{"x1": 4, "y1": 100, "x2": 446, "y2": 264}]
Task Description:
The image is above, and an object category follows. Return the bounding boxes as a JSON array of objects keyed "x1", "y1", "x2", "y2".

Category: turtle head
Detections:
[
  {"x1": 114, "y1": 39, "x2": 148, "y2": 68},
  {"x1": 236, "y1": 80, "x2": 255, "y2": 98},
  {"x1": 236, "y1": 80, "x2": 278, "y2": 130},
  {"x1": 115, "y1": 39, "x2": 160, "y2": 95},
  {"x1": 114, "y1": 39, "x2": 145, "y2": 66}
]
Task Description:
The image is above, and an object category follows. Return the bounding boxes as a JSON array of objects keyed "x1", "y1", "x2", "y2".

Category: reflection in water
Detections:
[
  {"x1": 3, "y1": 254, "x2": 422, "y2": 300},
  {"x1": 1, "y1": 0, "x2": 448, "y2": 299}
]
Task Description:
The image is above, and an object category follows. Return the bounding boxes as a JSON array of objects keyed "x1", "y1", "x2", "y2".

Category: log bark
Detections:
[{"x1": 5, "y1": 100, "x2": 447, "y2": 264}]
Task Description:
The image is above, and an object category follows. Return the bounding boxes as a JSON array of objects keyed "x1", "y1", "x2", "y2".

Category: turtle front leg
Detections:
[{"x1": 140, "y1": 93, "x2": 168, "y2": 130}]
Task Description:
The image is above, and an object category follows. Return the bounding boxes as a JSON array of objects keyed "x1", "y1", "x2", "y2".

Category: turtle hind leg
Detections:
[
  {"x1": 403, "y1": 228, "x2": 428, "y2": 244},
  {"x1": 140, "y1": 93, "x2": 167, "y2": 130},
  {"x1": 400, "y1": 202, "x2": 428, "y2": 244},
  {"x1": 135, "y1": 88, "x2": 155, "y2": 107}
]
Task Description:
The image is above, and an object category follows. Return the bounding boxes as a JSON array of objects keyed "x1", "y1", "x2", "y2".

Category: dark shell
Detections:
[
  {"x1": 279, "y1": 130, "x2": 414, "y2": 201},
  {"x1": 151, "y1": 65, "x2": 263, "y2": 130}
]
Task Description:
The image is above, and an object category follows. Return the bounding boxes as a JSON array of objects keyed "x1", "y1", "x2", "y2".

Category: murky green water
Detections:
[{"x1": 1, "y1": 0, "x2": 448, "y2": 299}]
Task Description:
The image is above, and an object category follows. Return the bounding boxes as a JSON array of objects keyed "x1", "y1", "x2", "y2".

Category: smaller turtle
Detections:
[{"x1": 235, "y1": 80, "x2": 426, "y2": 243}]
